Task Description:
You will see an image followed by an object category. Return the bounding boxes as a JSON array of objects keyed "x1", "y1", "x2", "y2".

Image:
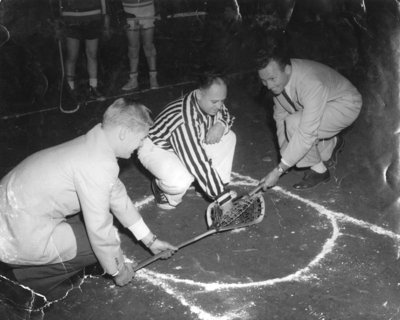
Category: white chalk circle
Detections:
[{"x1": 135, "y1": 173, "x2": 340, "y2": 291}]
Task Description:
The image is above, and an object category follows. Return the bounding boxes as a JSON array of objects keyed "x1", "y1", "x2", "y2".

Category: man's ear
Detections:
[
  {"x1": 284, "y1": 64, "x2": 292, "y2": 76},
  {"x1": 196, "y1": 88, "x2": 203, "y2": 100},
  {"x1": 118, "y1": 126, "x2": 127, "y2": 141}
]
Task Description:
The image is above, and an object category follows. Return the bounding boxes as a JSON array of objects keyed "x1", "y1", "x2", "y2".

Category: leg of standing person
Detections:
[
  {"x1": 122, "y1": 19, "x2": 140, "y2": 91},
  {"x1": 86, "y1": 38, "x2": 105, "y2": 100},
  {"x1": 142, "y1": 26, "x2": 159, "y2": 89},
  {"x1": 65, "y1": 37, "x2": 80, "y2": 91}
]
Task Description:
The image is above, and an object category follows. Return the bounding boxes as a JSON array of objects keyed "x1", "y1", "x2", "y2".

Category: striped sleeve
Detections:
[
  {"x1": 148, "y1": 98, "x2": 184, "y2": 150},
  {"x1": 170, "y1": 94, "x2": 227, "y2": 200}
]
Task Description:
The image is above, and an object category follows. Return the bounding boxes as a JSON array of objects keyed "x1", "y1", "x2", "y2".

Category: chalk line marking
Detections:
[
  {"x1": 4, "y1": 172, "x2": 397, "y2": 319},
  {"x1": 130, "y1": 172, "x2": 400, "y2": 320}
]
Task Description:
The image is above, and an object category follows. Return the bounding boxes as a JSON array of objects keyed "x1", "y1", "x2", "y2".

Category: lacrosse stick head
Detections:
[{"x1": 206, "y1": 193, "x2": 265, "y2": 230}]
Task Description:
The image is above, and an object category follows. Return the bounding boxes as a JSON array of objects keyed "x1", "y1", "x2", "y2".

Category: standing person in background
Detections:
[
  {"x1": 121, "y1": 0, "x2": 159, "y2": 91},
  {"x1": 53, "y1": 0, "x2": 109, "y2": 101}
]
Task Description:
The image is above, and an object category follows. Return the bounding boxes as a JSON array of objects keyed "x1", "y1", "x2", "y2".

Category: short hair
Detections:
[
  {"x1": 255, "y1": 34, "x2": 291, "y2": 71},
  {"x1": 102, "y1": 98, "x2": 153, "y2": 132},
  {"x1": 197, "y1": 69, "x2": 227, "y2": 90}
]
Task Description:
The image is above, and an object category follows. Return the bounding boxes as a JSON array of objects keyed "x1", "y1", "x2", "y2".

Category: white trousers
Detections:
[{"x1": 138, "y1": 131, "x2": 236, "y2": 206}]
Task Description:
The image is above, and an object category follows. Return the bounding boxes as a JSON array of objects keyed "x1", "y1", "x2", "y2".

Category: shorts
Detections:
[
  {"x1": 125, "y1": 3, "x2": 156, "y2": 30},
  {"x1": 64, "y1": 19, "x2": 103, "y2": 40}
]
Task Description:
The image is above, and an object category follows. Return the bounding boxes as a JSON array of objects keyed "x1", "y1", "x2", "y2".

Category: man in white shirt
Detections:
[{"x1": 0, "y1": 98, "x2": 177, "y2": 299}]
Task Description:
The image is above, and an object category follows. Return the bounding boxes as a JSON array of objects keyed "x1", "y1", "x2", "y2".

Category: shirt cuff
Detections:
[
  {"x1": 128, "y1": 218, "x2": 151, "y2": 241},
  {"x1": 216, "y1": 189, "x2": 233, "y2": 206},
  {"x1": 281, "y1": 158, "x2": 290, "y2": 168}
]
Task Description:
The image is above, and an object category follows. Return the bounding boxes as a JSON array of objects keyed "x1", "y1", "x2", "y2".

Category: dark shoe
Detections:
[
  {"x1": 324, "y1": 135, "x2": 344, "y2": 168},
  {"x1": 151, "y1": 179, "x2": 176, "y2": 210},
  {"x1": 293, "y1": 169, "x2": 330, "y2": 190},
  {"x1": 84, "y1": 262, "x2": 104, "y2": 276},
  {"x1": 0, "y1": 276, "x2": 47, "y2": 311},
  {"x1": 88, "y1": 86, "x2": 106, "y2": 101}
]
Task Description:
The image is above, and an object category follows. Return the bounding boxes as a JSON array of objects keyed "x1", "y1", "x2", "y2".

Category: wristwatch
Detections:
[{"x1": 276, "y1": 164, "x2": 285, "y2": 174}]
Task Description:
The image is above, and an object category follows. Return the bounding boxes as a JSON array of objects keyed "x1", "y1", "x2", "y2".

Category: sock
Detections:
[
  {"x1": 89, "y1": 78, "x2": 98, "y2": 88},
  {"x1": 67, "y1": 80, "x2": 75, "y2": 90},
  {"x1": 311, "y1": 162, "x2": 327, "y2": 173}
]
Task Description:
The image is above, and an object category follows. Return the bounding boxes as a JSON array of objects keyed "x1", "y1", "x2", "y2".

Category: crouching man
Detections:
[
  {"x1": 138, "y1": 72, "x2": 237, "y2": 211},
  {"x1": 0, "y1": 98, "x2": 177, "y2": 300},
  {"x1": 257, "y1": 38, "x2": 362, "y2": 190}
]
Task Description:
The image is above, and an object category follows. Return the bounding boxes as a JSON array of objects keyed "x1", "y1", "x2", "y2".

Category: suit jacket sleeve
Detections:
[
  {"x1": 74, "y1": 161, "x2": 125, "y2": 275},
  {"x1": 109, "y1": 178, "x2": 143, "y2": 229},
  {"x1": 281, "y1": 80, "x2": 329, "y2": 166}
]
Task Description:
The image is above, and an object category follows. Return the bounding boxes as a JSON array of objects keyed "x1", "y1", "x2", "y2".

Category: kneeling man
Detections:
[{"x1": 0, "y1": 98, "x2": 176, "y2": 299}]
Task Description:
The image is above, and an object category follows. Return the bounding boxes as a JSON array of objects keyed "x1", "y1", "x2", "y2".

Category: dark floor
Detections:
[{"x1": 1, "y1": 74, "x2": 400, "y2": 320}]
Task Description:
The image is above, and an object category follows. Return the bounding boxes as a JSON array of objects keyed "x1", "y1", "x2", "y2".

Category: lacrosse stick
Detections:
[{"x1": 133, "y1": 185, "x2": 265, "y2": 272}]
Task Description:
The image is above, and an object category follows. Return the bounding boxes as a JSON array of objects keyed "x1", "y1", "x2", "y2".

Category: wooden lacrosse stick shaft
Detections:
[
  {"x1": 232, "y1": 184, "x2": 264, "y2": 202},
  {"x1": 134, "y1": 229, "x2": 217, "y2": 271}
]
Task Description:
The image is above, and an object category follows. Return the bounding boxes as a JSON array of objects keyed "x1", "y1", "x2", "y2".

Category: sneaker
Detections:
[
  {"x1": 324, "y1": 135, "x2": 345, "y2": 168},
  {"x1": 88, "y1": 86, "x2": 106, "y2": 101},
  {"x1": 121, "y1": 77, "x2": 138, "y2": 91},
  {"x1": 60, "y1": 83, "x2": 80, "y2": 113},
  {"x1": 151, "y1": 179, "x2": 176, "y2": 210}
]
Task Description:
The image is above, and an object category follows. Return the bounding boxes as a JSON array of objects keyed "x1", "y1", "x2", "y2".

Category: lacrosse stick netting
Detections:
[
  {"x1": 134, "y1": 192, "x2": 266, "y2": 271},
  {"x1": 206, "y1": 192, "x2": 265, "y2": 230}
]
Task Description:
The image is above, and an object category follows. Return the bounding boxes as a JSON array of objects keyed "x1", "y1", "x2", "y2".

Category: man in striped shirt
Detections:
[{"x1": 138, "y1": 73, "x2": 236, "y2": 211}]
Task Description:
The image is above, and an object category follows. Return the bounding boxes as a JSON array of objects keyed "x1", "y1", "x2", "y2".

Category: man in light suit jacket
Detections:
[
  {"x1": 0, "y1": 98, "x2": 176, "y2": 300},
  {"x1": 257, "y1": 43, "x2": 362, "y2": 190}
]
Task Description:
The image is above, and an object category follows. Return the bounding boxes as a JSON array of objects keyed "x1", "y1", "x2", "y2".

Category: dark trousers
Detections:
[{"x1": 1, "y1": 214, "x2": 98, "y2": 297}]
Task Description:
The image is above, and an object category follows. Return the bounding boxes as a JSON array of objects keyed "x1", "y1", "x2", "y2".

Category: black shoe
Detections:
[
  {"x1": 324, "y1": 135, "x2": 344, "y2": 168},
  {"x1": 88, "y1": 86, "x2": 106, "y2": 101},
  {"x1": 293, "y1": 169, "x2": 330, "y2": 190},
  {"x1": 84, "y1": 262, "x2": 104, "y2": 276},
  {"x1": 0, "y1": 276, "x2": 47, "y2": 311},
  {"x1": 151, "y1": 179, "x2": 176, "y2": 210}
]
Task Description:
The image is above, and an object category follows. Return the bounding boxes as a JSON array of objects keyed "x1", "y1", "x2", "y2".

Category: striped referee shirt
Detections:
[{"x1": 149, "y1": 90, "x2": 234, "y2": 201}]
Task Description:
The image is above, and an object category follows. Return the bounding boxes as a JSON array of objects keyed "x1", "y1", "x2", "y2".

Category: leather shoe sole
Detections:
[{"x1": 293, "y1": 169, "x2": 331, "y2": 190}]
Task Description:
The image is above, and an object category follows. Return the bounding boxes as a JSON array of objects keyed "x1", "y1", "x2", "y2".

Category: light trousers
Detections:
[
  {"x1": 138, "y1": 131, "x2": 236, "y2": 206},
  {"x1": 283, "y1": 97, "x2": 361, "y2": 168}
]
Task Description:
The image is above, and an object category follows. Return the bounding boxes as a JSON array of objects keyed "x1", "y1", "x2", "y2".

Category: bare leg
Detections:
[
  {"x1": 85, "y1": 38, "x2": 99, "y2": 87},
  {"x1": 142, "y1": 27, "x2": 159, "y2": 89},
  {"x1": 65, "y1": 37, "x2": 80, "y2": 89},
  {"x1": 122, "y1": 27, "x2": 140, "y2": 90}
]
